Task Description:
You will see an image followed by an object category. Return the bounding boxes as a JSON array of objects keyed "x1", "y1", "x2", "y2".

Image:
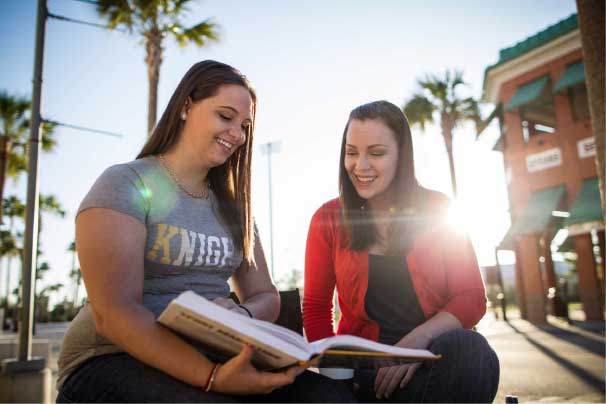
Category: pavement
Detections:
[
  {"x1": 1, "y1": 310, "x2": 605, "y2": 403},
  {"x1": 477, "y1": 310, "x2": 605, "y2": 403}
]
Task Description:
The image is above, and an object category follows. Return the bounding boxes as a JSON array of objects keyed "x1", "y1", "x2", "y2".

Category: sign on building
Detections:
[
  {"x1": 577, "y1": 136, "x2": 595, "y2": 159},
  {"x1": 526, "y1": 147, "x2": 562, "y2": 173}
]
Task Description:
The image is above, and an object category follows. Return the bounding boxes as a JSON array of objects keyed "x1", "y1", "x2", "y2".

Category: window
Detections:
[
  {"x1": 521, "y1": 120, "x2": 556, "y2": 143},
  {"x1": 569, "y1": 84, "x2": 590, "y2": 121},
  {"x1": 519, "y1": 83, "x2": 557, "y2": 143}
]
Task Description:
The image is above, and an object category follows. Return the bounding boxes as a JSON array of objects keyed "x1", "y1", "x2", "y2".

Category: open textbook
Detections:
[{"x1": 158, "y1": 291, "x2": 440, "y2": 370}]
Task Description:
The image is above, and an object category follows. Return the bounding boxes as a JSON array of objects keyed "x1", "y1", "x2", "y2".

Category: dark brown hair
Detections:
[
  {"x1": 339, "y1": 100, "x2": 423, "y2": 254},
  {"x1": 137, "y1": 60, "x2": 257, "y2": 265}
]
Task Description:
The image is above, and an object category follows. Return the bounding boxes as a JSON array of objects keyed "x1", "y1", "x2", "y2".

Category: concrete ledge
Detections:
[
  {"x1": 0, "y1": 340, "x2": 51, "y2": 362},
  {"x1": 0, "y1": 367, "x2": 51, "y2": 403}
]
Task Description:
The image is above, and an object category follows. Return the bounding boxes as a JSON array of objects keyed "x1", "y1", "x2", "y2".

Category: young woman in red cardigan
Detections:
[{"x1": 303, "y1": 100, "x2": 499, "y2": 403}]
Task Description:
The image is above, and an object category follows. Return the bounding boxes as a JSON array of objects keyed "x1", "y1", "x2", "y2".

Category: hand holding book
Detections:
[
  {"x1": 211, "y1": 345, "x2": 306, "y2": 395},
  {"x1": 212, "y1": 297, "x2": 253, "y2": 318},
  {"x1": 158, "y1": 291, "x2": 441, "y2": 371}
]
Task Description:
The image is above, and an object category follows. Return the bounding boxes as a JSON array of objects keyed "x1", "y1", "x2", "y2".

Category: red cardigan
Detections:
[{"x1": 303, "y1": 197, "x2": 486, "y2": 343}]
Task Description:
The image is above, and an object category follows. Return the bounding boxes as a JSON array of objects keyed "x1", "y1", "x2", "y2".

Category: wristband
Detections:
[
  {"x1": 238, "y1": 304, "x2": 253, "y2": 318},
  {"x1": 202, "y1": 363, "x2": 220, "y2": 392}
]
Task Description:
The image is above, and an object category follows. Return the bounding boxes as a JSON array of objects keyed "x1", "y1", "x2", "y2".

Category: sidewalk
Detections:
[{"x1": 478, "y1": 311, "x2": 605, "y2": 403}]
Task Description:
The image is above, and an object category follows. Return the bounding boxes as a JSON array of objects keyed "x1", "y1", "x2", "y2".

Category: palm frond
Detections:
[
  {"x1": 96, "y1": 0, "x2": 135, "y2": 31},
  {"x1": 448, "y1": 69, "x2": 465, "y2": 93},
  {"x1": 418, "y1": 74, "x2": 448, "y2": 104},
  {"x1": 171, "y1": 19, "x2": 219, "y2": 47},
  {"x1": 137, "y1": 0, "x2": 159, "y2": 25},
  {"x1": 402, "y1": 94, "x2": 435, "y2": 131},
  {"x1": 0, "y1": 230, "x2": 18, "y2": 256},
  {"x1": 3, "y1": 195, "x2": 26, "y2": 220},
  {"x1": 0, "y1": 92, "x2": 30, "y2": 138},
  {"x1": 6, "y1": 149, "x2": 27, "y2": 179},
  {"x1": 39, "y1": 194, "x2": 66, "y2": 217},
  {"x1": 40, "y1": 121, "x2": 58, "y2": 151}
]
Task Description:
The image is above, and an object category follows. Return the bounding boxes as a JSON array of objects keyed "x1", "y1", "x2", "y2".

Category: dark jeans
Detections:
[
  {"x1": 57, "y1": 353, "x2": 357, "y2": 403},
  {"x1": 353, "y1": 329, "x2": 500, "y2": 403}
]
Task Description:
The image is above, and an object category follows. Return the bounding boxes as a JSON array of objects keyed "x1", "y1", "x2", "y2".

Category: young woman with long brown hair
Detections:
[
  {"x1": 56, "y1": 61, "x2": 355, "y2": 403},
  {"x1": 303, "y1": 100, "x2": 499, "y2": 403}
]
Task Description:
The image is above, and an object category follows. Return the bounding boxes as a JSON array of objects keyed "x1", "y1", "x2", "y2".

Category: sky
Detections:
[{"x1": 0, "y1": 0, "x2": 578, "y2": 304}]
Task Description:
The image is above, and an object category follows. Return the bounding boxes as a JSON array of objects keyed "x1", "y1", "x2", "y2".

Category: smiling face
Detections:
[
  {"x1": 344, "y1": 118, "x2": 399, "y2": 204},
  {"x1": 180, "y1": 84, "x2": 253, "y2": 169}
]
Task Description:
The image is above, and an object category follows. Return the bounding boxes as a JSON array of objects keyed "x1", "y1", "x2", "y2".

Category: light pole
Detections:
[
  {"x1": 0, "y1": 0, "x2": 47, "y2": 377},
  {"x1": 19, "y1": 0, "x2": 47, "y2": 366},
  {"x1": 260, "y1": 141, "x2": 281, "y2": 279}
]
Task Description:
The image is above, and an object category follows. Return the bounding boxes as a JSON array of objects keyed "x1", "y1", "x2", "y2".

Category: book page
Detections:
[
  {"x1": 309, "y1": 334, "x2": 438, "y2": 359},
  {"x1": 243, "y1": 318, "x2": 310, "y2": 352}
]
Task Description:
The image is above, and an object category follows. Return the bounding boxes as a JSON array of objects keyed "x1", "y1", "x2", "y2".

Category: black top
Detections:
[{"x1": 364, "y1": 254, "x2": 426, "y2": 345}]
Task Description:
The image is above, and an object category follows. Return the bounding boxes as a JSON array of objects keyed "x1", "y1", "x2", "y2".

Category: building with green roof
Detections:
[{"x1": 480, "y1": 13, "x2": 603, "y2": 324}]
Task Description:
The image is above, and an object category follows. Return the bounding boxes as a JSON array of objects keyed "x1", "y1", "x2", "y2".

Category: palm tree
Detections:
[
  {"x1": 576, "y1": 0, "x2": 605, "y2": 221},
  {"x1": 403, "y1": 70, "x2": 480, "y2": 196},
  {"x1": 0, "y1": 91, "x2": 56, "y2": 219},
  {"x1": 6, "y1": 195, "x2": 65, "y2": 325},
  {"x1": 0, "y1": 92, "x2": 28, "y2": 217},
  {"x1": 38, "y1": 195, "x2": 66, "y2": 246},
  {"x1": 67, "y1": 241, "x2": 82, "y2": 306},
  {"x1": 0, "y1": 230, "x2": 19, "y2": 318},
  {"x1": 96, "y1": 0, "x2": 219, "y2": 135},
  {"x1": 1, "y1": 196, "x2": 25, "y2": 315},
  {"x1": 34, "y1": 261, "x2": 63, "y2": 323}
]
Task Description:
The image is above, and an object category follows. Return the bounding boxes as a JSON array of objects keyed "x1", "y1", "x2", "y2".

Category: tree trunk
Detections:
[
  {"x1": 576, "y1": 0, "x2": 605, "y2": 223},
  {"x1": 4, "y1": 256, "x2": 12, "y2": 315},
  {"x1": 0, "y1": 136, "x2": 10, "y2": 223},
  {"x1": 441, "y1": 116, "x2": 458, "y2": 197},
  {"x1": 145, "y1": 27, "x2": 163, "y2": 137}
]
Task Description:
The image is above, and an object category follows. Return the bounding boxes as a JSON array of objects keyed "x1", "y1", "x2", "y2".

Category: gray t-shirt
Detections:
[{"x1": 57, "y1": 156, "x2": 243, "y2": 388}]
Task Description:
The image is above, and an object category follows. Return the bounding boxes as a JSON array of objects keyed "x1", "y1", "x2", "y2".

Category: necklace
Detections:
[{"x1": 157, "y1": 154, "x2": 210, "y2": 199}]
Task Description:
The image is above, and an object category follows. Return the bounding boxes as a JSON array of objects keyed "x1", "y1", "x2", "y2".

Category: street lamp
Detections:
[{"x1": 260, "y1": 141, "x2": 281, "y2": 279}]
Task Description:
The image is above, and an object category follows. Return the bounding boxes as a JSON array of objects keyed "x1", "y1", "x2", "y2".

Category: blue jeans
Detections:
[
  {"x1": 353, "y1": 329, "x2": 500, "y2": 403},
  {"x1": 57, "y1": 353, "x2": 357, "y2": 403}
]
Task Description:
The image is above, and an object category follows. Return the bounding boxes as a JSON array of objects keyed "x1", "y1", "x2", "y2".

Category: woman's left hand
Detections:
[
  {"x1": 374, "y1": 362, "x2": 421, "y2": 399},
  {"x1": 213, "y1": 297, "x2": 251, "y2": 317}
]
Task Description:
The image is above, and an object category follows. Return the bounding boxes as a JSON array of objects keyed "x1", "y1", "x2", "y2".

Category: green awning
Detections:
[
  {"x1": 498, "y1": 227, "x2": 515, "y2": 250},
  {"x1": 553, "y1": 61, "x2": 585, "y2": 92},
  {"x1": 498, "y1": 185, "x2": 566, "y2": 250},
  {"x1": 564, "y1": 177, "x2": 603, "y2": 226},
  {"x1": 511, "y1": 185, "x2": 566, "y2": 234},
  {"x1": 505, "y1": 76, "x2": 551, "y2": 111},
  {"x1": 554, "y1": 235, "x2": 574, "y2": 253}
]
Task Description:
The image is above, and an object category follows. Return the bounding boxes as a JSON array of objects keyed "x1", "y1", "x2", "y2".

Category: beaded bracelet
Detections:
[
  {"x1": 202, "y1": 363, "x2": 221, "y2": 392},
  {"x1": 238, "y1": 304, "x2": 253, "y2": 318}
]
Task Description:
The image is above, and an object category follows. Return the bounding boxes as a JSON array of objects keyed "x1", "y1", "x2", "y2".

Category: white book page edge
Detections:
[{"x1": 171, "y1": 291, "x2": 311, "y2": 360}]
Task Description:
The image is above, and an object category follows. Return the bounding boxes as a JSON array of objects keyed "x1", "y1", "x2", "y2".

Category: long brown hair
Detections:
[
  {"x1": 339, "y1": 100, "x2": 424, "y2": 255},
  {"x1": 137, "y1": 60, "x2": 257, "y2": 265}
]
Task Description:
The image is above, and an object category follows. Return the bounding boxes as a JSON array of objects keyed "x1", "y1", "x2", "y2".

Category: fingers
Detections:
[
  {"x1": 234, "y1": 346, "x2": 300, "y2": 389},
  {"x1": 213, "y1": 297, "x2": 238, "y2": 310},
  {"x1": 383, "y1": 366, "x2": 408, "y2": 398},
  {"x1": 214, "y1": 345, "x2": 306, "y2": 395},
  {"x1": 399, "y1": 362, "x2": 421, "y2": 389},
  {"x1": 374, "y1": 366, "x2": 397, "y2": 399},
  {"x1": 231, "y1": 344, "x2": 254, "y2": 367},
  {"x1": 375, "y1": 365, "x2": 411, "y2": 399},
  {"x1": 374, "y1": 367, "x2": 387, "y2": 392},
  {"x1": 253, "y1": 365, "x2": 303, "y2": 395},
  {"x1": 285, "y1": 365, "x2": 307, "y2": 378}
]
